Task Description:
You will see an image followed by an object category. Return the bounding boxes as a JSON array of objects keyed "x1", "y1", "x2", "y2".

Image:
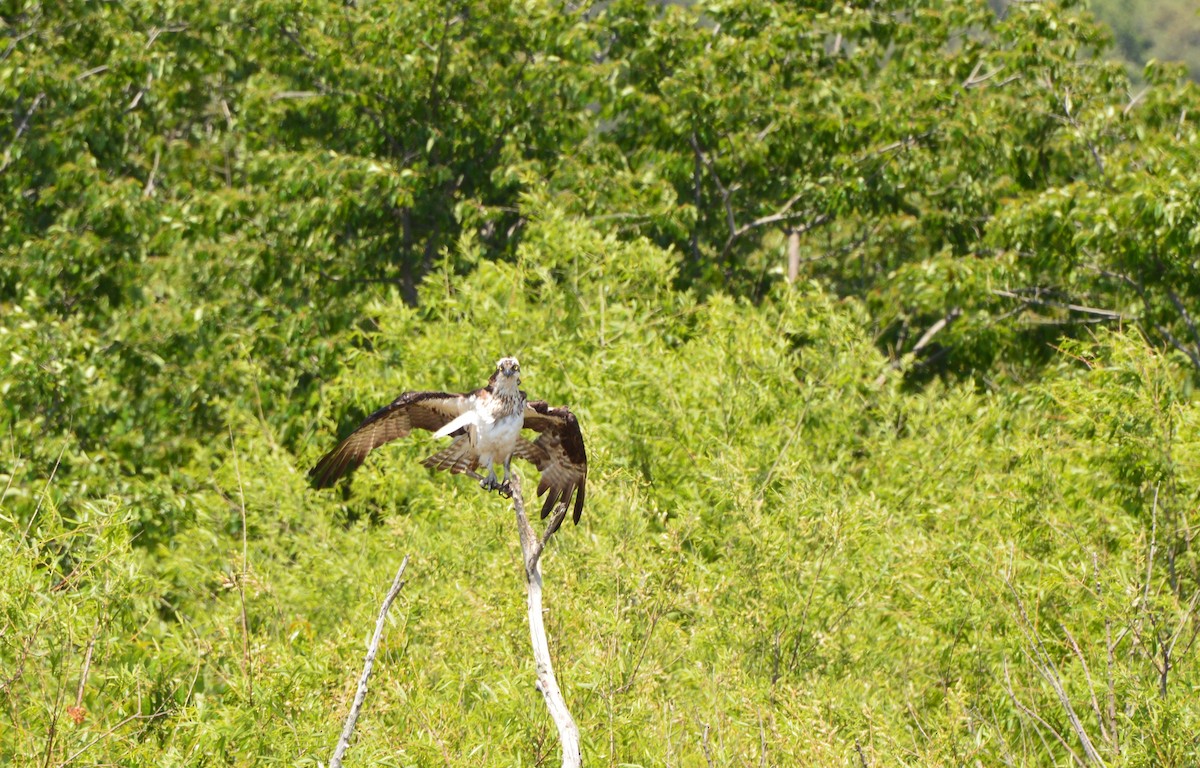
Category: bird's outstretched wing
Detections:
[
  {"x1": 516, "y1": 401, "x2": 588, "y2": 530},
  {"x1": 310, "y1": 390, "x2": 472, "y2": 488}
]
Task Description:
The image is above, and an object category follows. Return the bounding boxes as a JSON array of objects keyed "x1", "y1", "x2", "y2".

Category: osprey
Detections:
[{"x1": 310, "y1": 357, "x2": 588, "y2": 528}]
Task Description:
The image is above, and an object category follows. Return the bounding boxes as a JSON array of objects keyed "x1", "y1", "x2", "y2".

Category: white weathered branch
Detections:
[
  {"x1": 330, "y1": 555, "x2": 410, "y2": 768},
  {"x1": 511, "y1": 474, "x2": 581, "y2": 768},
  {"x1": 991, "y1": 288, "x2": 1125, "y2": 320},
  {"x1": 873, "y1": 307, "x2": 962, "y2": 386}
]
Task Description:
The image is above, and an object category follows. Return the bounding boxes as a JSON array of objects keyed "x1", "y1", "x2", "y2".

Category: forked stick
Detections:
[
  {"x1": 511, "y1": 473, "x2": 582, "y2": 768},
  {"x1": 330, "y1": 555, "x2": 410, "y2": 768}
]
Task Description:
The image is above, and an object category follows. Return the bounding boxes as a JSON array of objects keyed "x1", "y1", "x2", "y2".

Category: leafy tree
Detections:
[
  {"x1": 561, "y1": 0, "x2": 1200, "y2": 381},
  {"x1": 4, "y1": 0, "x2": 1200, "y2": 765}
]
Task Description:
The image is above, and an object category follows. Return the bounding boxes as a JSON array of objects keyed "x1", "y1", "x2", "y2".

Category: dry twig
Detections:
[{"x1": 330, "y1": 556, "x2": 410, "y2": 768}]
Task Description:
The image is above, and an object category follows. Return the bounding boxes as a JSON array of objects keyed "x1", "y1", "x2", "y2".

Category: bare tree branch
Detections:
[
  {"x1": 1165, "y1": 287, "x2": 1200, "y2": 354},
  {"x1": 700, "y1": 722, "x2": 716, "y2": 768},
  {"x1": 1005, "y1": 576, "x2": 1107, "y2": 766},
  {"x1": 874, "y1": 307, "x2": 962, "y2": 386},
  {"x1": 992, "y1": 289, "x2": 1126, "y2": 320},
  {"x1": 1060, "y1": 623, "x2": 1110, "y2": 748},
  {"x1": 1089, "y1": 266, "x2": 1200, "y2": 371},
  {"x1": 726, "y1": 211, "x2": 829, "y2": 258},
  {"x1": 330, "y1": 555, "x2": 410, "y2": 768},
  {"x1": 1, "y1": 91, "x2": 45, "y2": 175},
  {"x1": 911, "y1": 307, "x2": 963, "y2": 356},
  {"x1": 1, "y1": 26, "x2": 38, "y2": 64},
  {"x1": 512, "y1": 474, "x2": 581, "y2": 768},
  {"x1": 690, "y1": 132, "x2": 737, "y2": 245},
  {"x1": 229, "y1": 426, "x2": 253, "y2": 705},
  {"x1": 1153, "y1": 322, "x2": 1200, "y2": 372},
  {"x1": 1002, "y1": 661, "x2": 1088, "y2": 768},
  {"x1": 1046, "y1": 76, "x2": 1107, "y2": 179},
  {"x1": 75, "y1": 65, "x2": 109, "y2": 81},
  {"x1": 1093, "y1": 553, "x2": 1120, "y2": 755},
  {"x1": 786, "y1": 230, "x2": 801, "y2": 283},
  {"x1": 963, "y1": 61, "x2": 1009, "y2": 88}
]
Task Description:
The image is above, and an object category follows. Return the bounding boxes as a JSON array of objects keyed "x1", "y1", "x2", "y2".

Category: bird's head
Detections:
[{"x1": 491, "y1": 356, "x2": 521, "y2": 389}]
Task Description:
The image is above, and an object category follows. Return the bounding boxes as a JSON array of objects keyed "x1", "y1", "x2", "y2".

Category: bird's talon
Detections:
[{"x1": 498, "y1": 483, "x2": 513, "y2": 498}]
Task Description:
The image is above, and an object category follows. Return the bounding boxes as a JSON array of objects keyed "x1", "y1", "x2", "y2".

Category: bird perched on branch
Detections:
[{"x1": 310, "y1": 357, "x2": 588, "y2": 530}]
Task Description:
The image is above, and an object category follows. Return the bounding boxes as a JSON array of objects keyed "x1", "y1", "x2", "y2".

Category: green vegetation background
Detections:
[{"x1": 3, "y1": 1, "x2": 1200, "y2": 765}]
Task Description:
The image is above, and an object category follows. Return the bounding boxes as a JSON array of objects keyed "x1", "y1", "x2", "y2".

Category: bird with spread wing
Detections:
[{"x1": 310, "y1": 357, "x2": 588, "y2": 530}]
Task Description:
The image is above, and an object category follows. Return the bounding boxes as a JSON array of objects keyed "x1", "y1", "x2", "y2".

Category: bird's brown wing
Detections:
[
  {"x1": 515, "y1": 400, "x2": 588, "y2": 529},
  {"x1": 310, "y1": 390, "x2": 472, "y2": 488}
]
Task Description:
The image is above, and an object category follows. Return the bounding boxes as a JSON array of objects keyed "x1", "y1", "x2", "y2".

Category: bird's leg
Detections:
[
  {"x1": 497, "y1": 456, "x2": 514, "y2": 498},
  {"x1": 477, "y1": 464, "x2": 500, "y2": 492},
  {"x1": 465, "y1": 469, "x2": 497, "y2": 491}
]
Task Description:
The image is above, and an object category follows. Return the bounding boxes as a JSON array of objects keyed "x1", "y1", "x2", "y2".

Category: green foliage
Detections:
[
  {"x1": 7, "y1": 206, "x2": 1200, "y2": 764},
  {"x1": 4, "y1": 0, "x2": 1200, "y2": 765}
]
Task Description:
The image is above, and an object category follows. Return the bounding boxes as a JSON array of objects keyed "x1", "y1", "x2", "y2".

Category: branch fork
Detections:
[
  {"x1": 511, "y1": 473, "x2": 582, "y2": 768},
  {"x1": 329, "y1": 477, "x2": 580, "y2": 767}
]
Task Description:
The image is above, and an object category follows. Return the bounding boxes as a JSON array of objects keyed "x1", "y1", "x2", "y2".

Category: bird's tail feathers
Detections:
[{"x1": 422, "y1": 437, "x2": 479, "y2": 475}]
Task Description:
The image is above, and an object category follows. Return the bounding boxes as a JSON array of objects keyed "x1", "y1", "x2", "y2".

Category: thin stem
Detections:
[{"x1": 330, "y1": 556, "x2": 410, "y2": 768}]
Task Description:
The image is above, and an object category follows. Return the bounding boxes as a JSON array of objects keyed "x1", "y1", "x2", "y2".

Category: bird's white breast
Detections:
[{"x1": 470, "y1": 393, "x2": 524, "y2": 463}]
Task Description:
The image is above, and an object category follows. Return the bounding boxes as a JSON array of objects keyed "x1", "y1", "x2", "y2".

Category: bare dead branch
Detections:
[
  {"x1": 126, "y1": 74, "x2": 152, "y2": 112},
  {"x1": 855, "y1": 739, "x2": 870, "y2": 768},
  {"x1": 229, "y1": 426, "x2": 253, "y2": 705},
  {"x1": 279, "y1": 24, "x2": 317, "y2": 61},
  {"x1": 75, "y1": 66, "x2": 109, "y2": 81},
  {"x1": 1002, "y1": 661, "x2": 1088, "y2": 767},
  {"x1": 145, "y1": 23, "x2": 188, "y2": 49},
  {"x1": 1, "y1": 91, "x2": 45, "y2": 175},
  {"x1": 1089, "y1": 266, "x2": 1200, "y2": 371},
  {"x1": 2, "y1": 27, "x2": 37, "y2": 64},
  {"x1": 1123, "y1": 87, "x2": 1149, "y2": 116},
  {"x1": 700, "y1": 722, "x2": 716, "y2": 768},
  {"x1": 1005, "y1": 577, "x2": 1107, "y2": 765},
  {"x1": 1060, "y1": 623, "x2": 1109, "y2": 748},
  {"x1": 963, "y1": 61, "x2": 1007, "y2": 88},
  {"x1": 992, "y1": 289, "x2": 1125, "y2": 320},
  {"x1": 143, "y1": 148, "x2": 161, "y2": 198},
  {"x1": 1153, "y1": 322, "x2": 1200, "y2": 372},
  {"x1": 690, "y1": 133, "x2": 737, "y2": 245},
  {"x1": 1165, "y1": 288, "x2": 1200, "y2": 354},
  {"x1": 21, "y1": 439, "x2": 67, "y2": 542},
  {"x1": 271, "y1": 90, "x2": 321, "y2": 101},
  {"x1": 511, "y1": 474, "x2": 581, "y2": 768},
  {"x1": 786, "y1": 230, "x2": 801, "y2": 283},
  {"x1": 911, "y1": 307, "x2": 963, "y2": 356},
  {"x1": 1093, "y1": 553, "x2": 1120, "y2": 755},
  {"x1": 73, "y1": 633, "x2": 96, "y2": 710},
  {"x1": 874, "y1": 307, "x2": 962, "y2": 386},
  {"x1": 732, "y1": 210, "x2": 829, "y2": 245},
  {"x1": 330, "y1": 555, "x2": 410, "y2": 768}
]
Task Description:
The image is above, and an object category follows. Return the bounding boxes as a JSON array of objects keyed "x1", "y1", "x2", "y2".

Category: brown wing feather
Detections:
[
  {"x1": 517, "y1": 401, "x2": 588, "y2": 527},
  {"x1": 310, "y1": 390, "x2": 471, "y2": 488}
]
